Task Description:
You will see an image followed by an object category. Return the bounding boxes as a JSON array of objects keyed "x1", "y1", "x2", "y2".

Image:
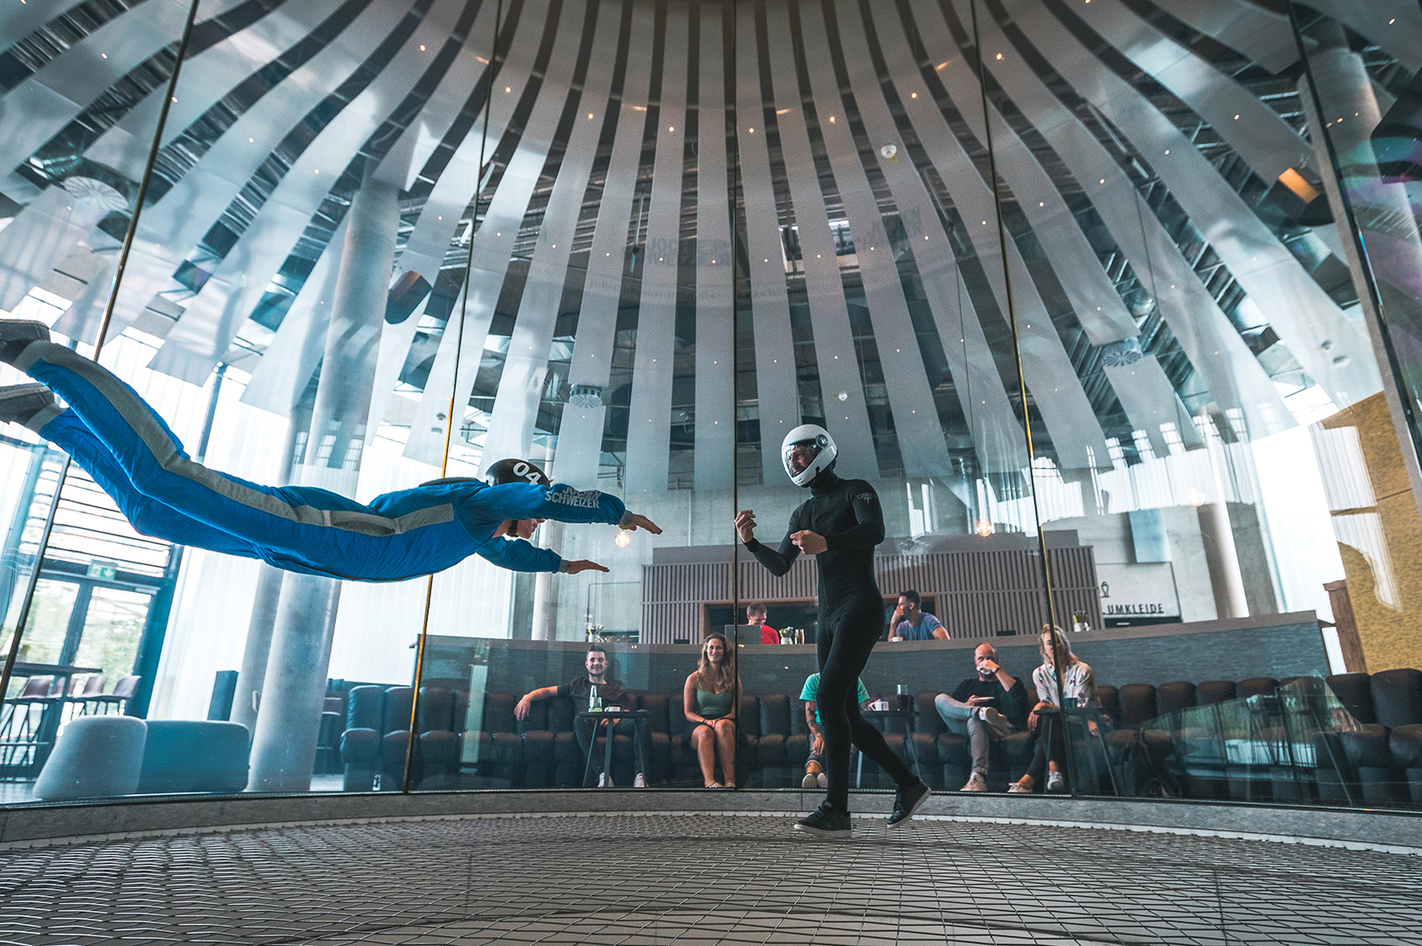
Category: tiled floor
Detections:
[{"x1": 0, "y1": 811, "x2": 1418, "y2": 944}]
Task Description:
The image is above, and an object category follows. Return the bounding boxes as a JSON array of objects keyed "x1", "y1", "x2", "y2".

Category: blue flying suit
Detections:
[{"x1": 15, "y1": 341, "x2": 629, "y2": 582}]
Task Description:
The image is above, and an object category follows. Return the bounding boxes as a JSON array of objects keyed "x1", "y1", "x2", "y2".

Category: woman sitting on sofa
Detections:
[
  {"x1": 1010, "y1": 625, "x2": 1099, "y2": 794},
  {"x1": 684, "y1": 632, "x2": 741, "y2": 788}
]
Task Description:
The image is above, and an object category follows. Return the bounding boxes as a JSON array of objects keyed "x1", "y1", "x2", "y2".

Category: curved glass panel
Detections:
[
  {"x1": 0, "y1": 0, "x2": 199, "y2": 792},
  {"x1": 0, "y1": 0, "x2": 1419, "y2": 816}
]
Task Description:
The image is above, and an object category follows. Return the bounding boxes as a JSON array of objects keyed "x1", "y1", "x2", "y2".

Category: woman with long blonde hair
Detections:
[
  {"x1": 683, "y1": 632, "x2": 740, "y2": 787},
  {"x1": 1010, "y1": 625, "x2": 1098, "y2": 793}
]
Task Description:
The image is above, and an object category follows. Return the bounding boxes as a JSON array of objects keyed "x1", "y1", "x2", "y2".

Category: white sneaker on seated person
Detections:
[
  {"x1": 960, "y1": 771, "x2": 987, "y2": 792},
  {"x1": 633, "y1": 772, "x2": 646, "y2": 788},
  {"x1": 1046, "y1": 771, "x2": 1066, "y2": 792},
  {"x1": 974, "y1": 706, "x2": 1015, "y2": 739}
]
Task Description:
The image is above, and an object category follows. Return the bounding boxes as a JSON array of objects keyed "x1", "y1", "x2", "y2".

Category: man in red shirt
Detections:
[{"x1": 748, "y1": 603, "x2": 779, "y2": 644}]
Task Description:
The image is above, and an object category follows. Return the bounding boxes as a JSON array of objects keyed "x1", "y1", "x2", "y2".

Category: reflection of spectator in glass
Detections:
[
  {"x1": 684, "y1": 633, "x2": 740, "y2": 788},
  {"x1": 800, "y1": 672, "x2": 869, "y2": 789},
  {"x1": 889, "y1": 590, "x2": 948, "y2": 641},
  {"x1": 1010, "y1": 626, "x2": 1098, "y2": 794},
  {"x1": 748, "y1": 602, "x2": 779, "y2": 644},
  {"x1": 515, "y1": 644, "x2": 649, "y2": 788}
]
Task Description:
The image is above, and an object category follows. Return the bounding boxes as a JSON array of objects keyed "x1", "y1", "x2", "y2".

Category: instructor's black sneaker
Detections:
[
  {"x1": 0, "y1": 320, "x2": 49, "y2": 364},
  {"x1": 888, "y1": 781, "x2": 931, "y2": 827},
  {"x1": 0, "y1": 384, "x2": 58, "y2": 430},
  {"x1": 794, "y1": 802, "x2": 851, "y2": 839}
]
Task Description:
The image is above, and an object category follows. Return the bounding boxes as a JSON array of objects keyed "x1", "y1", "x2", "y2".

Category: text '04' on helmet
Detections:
[
  {"x1": 485, "y1": 458, "x2": 550, "y2": 487},
  {"x1": 782, "y1": 424, "x2": 837, "y2": 487}
]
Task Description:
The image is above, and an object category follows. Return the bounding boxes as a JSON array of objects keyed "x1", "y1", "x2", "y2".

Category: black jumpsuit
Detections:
[{"x1": 744, "y1": 470, "x2": 917, "y2": 813}]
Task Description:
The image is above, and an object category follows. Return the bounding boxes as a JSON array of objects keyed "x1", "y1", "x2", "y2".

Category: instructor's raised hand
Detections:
[
  {"x1": 563, "y1": 559, "x2": 610, "y2": 574},
  {"x1": 734, "y1": 509, "x2": 757, "y2": 543},
  {"x1": 622, "y1": 512, "x2": 662, "y2": 534}
]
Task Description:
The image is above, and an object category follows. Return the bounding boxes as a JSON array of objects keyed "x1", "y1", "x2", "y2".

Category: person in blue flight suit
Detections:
[{"x1": 0, "y1": 320, "x2": 660, "y2": 581}]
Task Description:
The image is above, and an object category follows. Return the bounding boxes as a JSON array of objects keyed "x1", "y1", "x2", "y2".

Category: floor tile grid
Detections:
[{"x1": 0, "y1": 815, "x2": 1420, "y2": 945}]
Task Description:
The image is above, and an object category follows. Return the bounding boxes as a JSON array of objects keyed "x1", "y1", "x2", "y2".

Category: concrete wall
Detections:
[{"x1": 1045, "y1": 504, "x2": 1277, "y2": 624}]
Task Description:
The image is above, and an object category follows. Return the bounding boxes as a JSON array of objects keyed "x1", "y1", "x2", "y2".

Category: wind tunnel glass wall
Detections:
[{"x1": 2, "y1": 0, "x2": 1422, "y2": 811}]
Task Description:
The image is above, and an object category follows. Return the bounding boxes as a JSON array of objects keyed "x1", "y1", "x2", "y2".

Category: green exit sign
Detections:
[{"x1": 87, "y1": 563, "x2": 118, "y2": 581}]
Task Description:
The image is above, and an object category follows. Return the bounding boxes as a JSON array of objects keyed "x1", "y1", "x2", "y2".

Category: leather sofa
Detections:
[
  {"x1": 1315, "y1": 668, "x2": 1422, "y2": 806},
  {"x1": 340, "y1": 682, "x2": 1091, "y2": 791},
  {"x1": 337, "y1": 672, "x2": 1422, "y2": 806}
]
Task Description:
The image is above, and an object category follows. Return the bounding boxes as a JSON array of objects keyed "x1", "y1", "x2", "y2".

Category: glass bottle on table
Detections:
[{"x1": 589, "y1": 684, "x2": 601, "y2": 712}]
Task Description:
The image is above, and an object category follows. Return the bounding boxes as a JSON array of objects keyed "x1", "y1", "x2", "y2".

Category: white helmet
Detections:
[{"x1": 781, "y1": 424, "x2": 837, "y2": 487}]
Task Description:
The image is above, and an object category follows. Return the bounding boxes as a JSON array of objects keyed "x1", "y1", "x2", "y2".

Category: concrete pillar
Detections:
[
  {"x1": 247, "y1": 172, "x2": 399, "y2": 791},
  {"x1": 530, "y1": 521, "x2": 564, "y2": 641},
  {"x1": 1197, "y1": 420, "x2": 1249, "y2": 619},
  {"x1": 231, "y1": 393, "x2": 312, "y2": 735},
  {"x1": 1299, "y1": 23, "x2": 1422, "y2": 514}
]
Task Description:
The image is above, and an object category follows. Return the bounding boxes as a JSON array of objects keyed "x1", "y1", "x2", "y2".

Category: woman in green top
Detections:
[{"x1": 684, "y1": 632, "x2": 740, "y2": 788}]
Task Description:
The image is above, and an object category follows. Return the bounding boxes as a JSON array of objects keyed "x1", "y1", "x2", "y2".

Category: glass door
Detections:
[{"x1": 69, "y1": 586, "x2": 150, "y2": 689}]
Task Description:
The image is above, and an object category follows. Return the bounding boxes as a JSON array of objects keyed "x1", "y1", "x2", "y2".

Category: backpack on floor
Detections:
[{"x1": 1121, "y1": 730, "x2": 1180, "y2": 798}]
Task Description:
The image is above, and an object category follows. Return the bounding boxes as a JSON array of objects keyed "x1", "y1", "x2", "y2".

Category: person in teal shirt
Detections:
[{"x1": 799, "y1": 672, "x2": 870, "y2": 789}]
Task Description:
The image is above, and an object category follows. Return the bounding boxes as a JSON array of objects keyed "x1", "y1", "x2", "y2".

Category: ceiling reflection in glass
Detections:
[{"x1": 0, "y1": 0, "x2": 1417, "y2": 500}]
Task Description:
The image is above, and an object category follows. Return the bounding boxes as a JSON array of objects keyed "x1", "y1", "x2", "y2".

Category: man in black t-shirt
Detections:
[
  {"x1": 934, "y1": 643, "x2": 1028, "y2": 791},
  {"x1": 515, "y1": 645, "x2": 650, "y2": 787}
]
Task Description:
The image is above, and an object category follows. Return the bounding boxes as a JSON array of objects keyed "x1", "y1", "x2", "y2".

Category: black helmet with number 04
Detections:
[
  {"x1": 781, "y1": 424, "x2": 837, "y2": 487},
  {"x1": 484, "y1": 458, "x2": 551, "y2": 488}
]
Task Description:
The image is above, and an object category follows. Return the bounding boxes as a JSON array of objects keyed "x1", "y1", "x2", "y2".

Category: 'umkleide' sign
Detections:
[{"x1": 1096, "y1": 562, "x2": 1181, "y2": 619}]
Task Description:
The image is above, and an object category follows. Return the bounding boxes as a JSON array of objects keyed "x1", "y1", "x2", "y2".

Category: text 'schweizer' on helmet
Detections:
[
  {"x1": 781, "y1": 424, "x2": 837, "y2": 487},
  {"x1": 485, "y1": 458, "x2": 550, "y2": 487}
]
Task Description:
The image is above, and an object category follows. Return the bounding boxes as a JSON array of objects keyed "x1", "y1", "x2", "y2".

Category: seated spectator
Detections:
[
  {"x1": 934, "y1": 643, "x2": 1028, "y2": 791},
  {"x1": 889, "y1": 590, "x2": 948, "y2": 641},
  {"x1": 1011, "y1": 626, "x2": 1098, "y2": 794},
  {"x1": 748, "y1": 602, "x2": 779, "y2": 645},
  {"x1": 800, "y1": 672, "x2": 870, "y2": 789},
  {"x1": 515, "y1": 644, "x2": 649, "y2": 787},
  {"x1": 684, "y1": 633, "x2": 741, "y2": 788}
]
